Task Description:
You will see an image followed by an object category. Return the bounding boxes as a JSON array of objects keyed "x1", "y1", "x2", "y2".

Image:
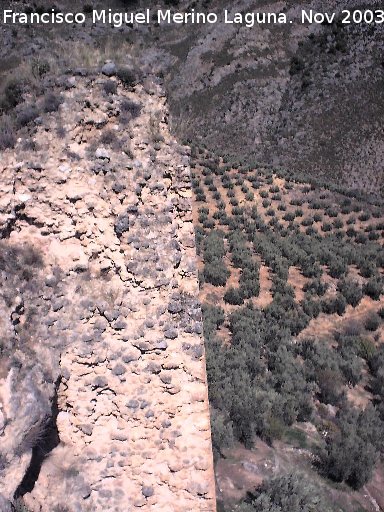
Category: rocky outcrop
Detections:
[{"x1": 0, "y1": 71, "x2": 216, "y2": 511}]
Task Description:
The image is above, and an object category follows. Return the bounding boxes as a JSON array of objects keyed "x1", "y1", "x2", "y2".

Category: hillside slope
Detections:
[{"x1": 147, "y1": 0, "x2": 384, "y2": 195}]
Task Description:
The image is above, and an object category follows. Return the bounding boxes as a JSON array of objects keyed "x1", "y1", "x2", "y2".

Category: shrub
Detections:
[
  {"x1": 346, "y1": 227, "x2": 357, "y2": 238},
  {"x1": 243, "y1": 473, "x2": 333, "y2": 512},
  {"x1": 364, "y1": 278, "x2": 383, "y2": 300},
  {"x1": 43, "y1": 93, "x2": 62, "y2": 113},
  {"x1": 317, "y1": 368, "x2": 345, "y2": 405},
  {"x1": 100, "y1": 129, "x2": 117, "y2": 146},
  {"x1": 321, "y1": 222, "x2": 332, "y2": 232},
  {"x1": 337, "y1": 279, "x2": 363, "y2": 307},
  {"x1": 117, "y1": 67, "x2": 138, "y2": 88},
  {"x1": 322, "y1": 294, "x2": 347, "y2": 316},
  {"x1": 83, "y1": 4, "x2": 94, "y2": 13},
  {"x1": 283, "y1": 212, "x2": 295, "y2": 222},
  {"x1": 31, "y1": 58, "x2": 50, "y2": 79},
  {"x1": 120, "y1": 99, "x2": 141, "y2": 119},
  {"x1": 303, "y1": 279, "x2": 328, "y2": 296},
  {"x1": 16, "y1": 105, "x2": 39, "y2": 127},
  {"x1": 333, "y1": 218, "x2": 344, "y2": 229},
  {"x1": 210, "y1": 408, "x2": 234, "y2": 459},
  {"x1": 368, "y1": 231, "x2": 380, "y2": 241},
  {"x1": 355, "y1": 233, "x2": 367, "y2": 244},
  {"x1": 320, "y1": 405, "x2": 382, "y2": 489},
  {"x1": 328, "y1": 258, "x2": 347, "y2": 278},
  {"x1": 204, "y1": 262, "x2": 230, "y2": 286},
  {"x1": 102, "y1": 80, "x2": 117, "y2": 95},
  {"x1": 0, "y1": 118, "x2": 16, "y2": 150},
  {"x1": 294, "y1": 208, "x2": 303, "y2": 217},
  {"x1": 301, "y1": 217, "x2": 313, "y2": 226},
  {"x1": 326, "y1": 208, "x2": 338, "y2": 218},
  {"x1": 364, "y1": 313, "x2": 380, "y2": 332},
  {"x1": 224, "y1": 287, "x2": 244, "y2": 305},
  {"x1": 0, "y1": 78, "x2": 25, "y2": 112},
  {"x1": 360, "y1": 261, "x2": 376, "y2": 278},
  {"x1": 302, "y1": 298, "x2": 321, "y2": 318},
  {"x1": 358, "y1": 212, "x2": 370, "y2": 222}
]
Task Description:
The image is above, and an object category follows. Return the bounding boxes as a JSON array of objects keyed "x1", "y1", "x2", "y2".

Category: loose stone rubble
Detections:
[{"x1": 0, "y1": 72, "x2": 216, "y2": 511}]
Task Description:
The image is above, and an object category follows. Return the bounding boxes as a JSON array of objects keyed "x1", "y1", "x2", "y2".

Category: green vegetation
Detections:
[
  {"x1": 192, "y1": 149, "x2": 383, "y2": 508},
  {"x1": 231, "y1": 473, "x2": 334, "y2": 512}
]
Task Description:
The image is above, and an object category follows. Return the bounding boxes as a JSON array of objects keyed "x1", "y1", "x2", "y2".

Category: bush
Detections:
[
  {"x1": 364, "y1": 313, "x2": 380, "y2": 332},
  {"x1": 333, "y1": 218, "x2": 344, "y2": 229},
  {"x1": 326, "y1": 208, "x2": 338, "y2": 218},
  {"x1": 31, "y1": 58, "x2": 50, "y2": 79},
  {"x1": 0, "y1": 78, "x2": 25, "y2": 112},
  {"x1": 43, "y1": 92, "x2": 62, "y2": 113},
  {"x1": 358, "y1": 212, "x2": 370, "y2": 222},
  {"x1": 100, "y1": 129, "x2": 117, "y2": 146},
  {"x1": 317, "y1": 368, "x2": 345, "y2": 405},
  {"x1": 16, "y1": 105, "x2": 39, "y2": 127},
  {"x1": 102, "y1": 80, "x2": 117, "y2": 95},
  {"x1": 224, "y1": 287, "x2": 244, "y2": 305},
  {"x1": 337, "y1": 279, "x2": 363, "y2": 307},
  {"x1": 243, "y1": 473, "x2": 333, "y2": 512},
  {"x1": 303, "y1": 278, "x2": 328, "y2": 296},
  {"x1": 364, "y1": 278, "x2": 383, "y2": 300},
  {"x1": 322, "y1": 294, "x2": 347, "y2": 316},
  {"x1": 283, "y1": 212, "x2": 295, "y2": 222},
  {"x1": 328, "y1": 258, "x2": 347, "y2": 278},
  {"x1": 360, "y1": 261, "x2": 376, "y2": 278},
  {"x1": 204, "y1": 260, "x2": 229, "y2": 287},
  {"x1": 117, "y1": 67, "x2": 138, "y2": 88},
  {"x1": 320, "y1": 405, "x2": 382, "y2": 489},
  {"x1": 83, "y1": 4, "x2": 94, "y2": 13},
  {"x1": 321, "y1": 222, "x2": 332, "y2": 232},
  {"x1": 210, "y1": 408, "x2": 234, "y2": 460},
  {"x1": 0, "y1": 118, "x2": 16, "y2": 150}
]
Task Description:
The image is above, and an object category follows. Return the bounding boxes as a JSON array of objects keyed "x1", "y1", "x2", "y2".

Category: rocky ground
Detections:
[{"x1": 0, "y1": 65, "x2": 216, "y2": 511}]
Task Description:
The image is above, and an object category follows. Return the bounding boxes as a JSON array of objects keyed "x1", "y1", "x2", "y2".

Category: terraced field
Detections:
[{"x1": 191, "y1": 148, "x2": 384, "y2": 512}]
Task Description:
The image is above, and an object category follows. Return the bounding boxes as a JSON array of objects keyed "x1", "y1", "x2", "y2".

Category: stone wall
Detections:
[{"x1": 0, "y1": 72, "x2": 216, "y2": 511}]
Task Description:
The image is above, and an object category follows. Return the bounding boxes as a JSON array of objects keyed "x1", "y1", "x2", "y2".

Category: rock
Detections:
[
  {"x1": 78, "y1": 424, "x2": 93, "y2": 436},
  {"x1": 101, "y1": 61, "x2": 117, "y2": 77},
  {"x1": 111, "y1": 364, "x2": 126, "y2": 376},
  {"x1": 168, "y1": 301, "x2": 183, "y2": 314},
  {"x1": 126, "y1": 399, "x2": 140, "y2": 410},
  {"x1": 95, "y1": 147, "x2": 110, "y2": 160},
  {"x1": 164, "y1": 329, "x2": 178, "y2": 339},
  {"x1": 0, "y1": 66, "x2": 216, "y2": 512},
  {"x1": 0, "y1": 494, "x2": 12, "y2": 512},
  {"x1": 122, "y1": 351, "x2": 140, "y2": 363},
  {"x1": 141, "y1": 485, "x2": 154, "y2": 498}
]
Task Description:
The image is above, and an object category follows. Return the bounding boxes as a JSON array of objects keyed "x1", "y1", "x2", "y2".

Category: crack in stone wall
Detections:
[{"x1": 0, "y1": 73, "x2": 216, "y2": 511}]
